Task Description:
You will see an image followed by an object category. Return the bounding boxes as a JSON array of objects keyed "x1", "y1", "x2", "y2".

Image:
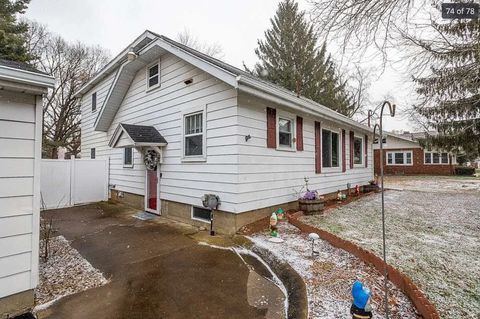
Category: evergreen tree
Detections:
[
  {"x1": 250, "y1": 0, "x2": 355, "y2": 116},
  {"x1": 0, "y1": 0, "x2": 31, "y2": 62},
  {"x1": 414, "y1": 20, "x2": 480, "y2": 159}
]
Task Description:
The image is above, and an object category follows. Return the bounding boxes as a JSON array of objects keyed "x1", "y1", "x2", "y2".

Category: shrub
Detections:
[{"x1": 455, "y1": 167, "x2": 475, "y2": 176}]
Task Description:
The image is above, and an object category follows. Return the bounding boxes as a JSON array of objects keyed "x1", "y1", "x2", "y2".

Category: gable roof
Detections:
[
  {"x1": 75, "y1": 30, "x2": 372, "y2": 134},
  {"x1": 109, "y1": 123, "x2": 167, "y2": 148}
]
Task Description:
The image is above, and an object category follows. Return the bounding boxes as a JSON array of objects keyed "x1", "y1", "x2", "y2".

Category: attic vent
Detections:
[{"x1": 184, "y1": 78, "x2": 193, "y2": 85}]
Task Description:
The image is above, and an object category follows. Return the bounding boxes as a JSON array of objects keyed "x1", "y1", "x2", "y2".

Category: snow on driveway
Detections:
[
  {"x1": 250, "y1": 222, "x2": 418, "y2": 318},
  {"x1": 302, "y1": 176, "x2": 480, "y2": 319}
]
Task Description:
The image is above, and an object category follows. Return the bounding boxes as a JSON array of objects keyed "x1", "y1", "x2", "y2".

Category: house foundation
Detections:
[
  {"x1": 0, "y1": 290, "x2": 34, "y2": 319},
  {"x1": 110, "y1": 189, "x2": 298, "y2": 234}
]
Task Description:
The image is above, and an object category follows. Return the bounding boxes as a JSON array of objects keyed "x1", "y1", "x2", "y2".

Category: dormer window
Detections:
[{"x1": 146, "y1": 61, "x2": 160, "y2": 90}]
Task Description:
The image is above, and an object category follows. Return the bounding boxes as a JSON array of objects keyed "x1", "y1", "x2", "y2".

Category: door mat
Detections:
[{"x1": 133, "y1": 211, "x2": 159, "y2": 221}]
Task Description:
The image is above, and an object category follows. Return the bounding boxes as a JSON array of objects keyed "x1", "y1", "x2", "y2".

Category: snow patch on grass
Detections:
[
  {"x1": 250, "y1": 222, "x2": 418, "y2": 318},
  {"x1": 302, "y1": 183, "x2": 480, "y2": 318}
]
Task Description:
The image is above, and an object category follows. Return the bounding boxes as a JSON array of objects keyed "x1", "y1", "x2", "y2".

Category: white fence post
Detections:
[{"x1": 70, "y1": 155, "x2": 75, "y2": 206}]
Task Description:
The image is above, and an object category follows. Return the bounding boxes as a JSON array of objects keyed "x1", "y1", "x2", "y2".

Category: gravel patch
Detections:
[
  {"x1": 249, "y1": 222, "x2": 418, "y2": 318},
  {"x1": 302, "y1": 183, "x2": 480, "y2": 318},
  {"x1": 35, "y1": 235, "x2": 108, "y2": 309}
]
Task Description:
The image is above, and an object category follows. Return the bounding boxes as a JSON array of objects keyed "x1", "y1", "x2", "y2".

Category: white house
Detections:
[
  {"x1": 0, "y1": 60, "x2": 54, "y2": 316},
  {"x1": 74, "y1": 31, "x2": 374, "y2": 234}
]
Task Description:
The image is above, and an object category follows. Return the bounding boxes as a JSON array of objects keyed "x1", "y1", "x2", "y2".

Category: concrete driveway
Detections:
[{"x1": 39, "y1": 203, "x2": 281, "y2": 319}]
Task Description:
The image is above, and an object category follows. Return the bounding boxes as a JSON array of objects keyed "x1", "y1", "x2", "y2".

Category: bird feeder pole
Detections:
[{"x1": 372, "y1": 101, "x2": 396, "y2": 319}]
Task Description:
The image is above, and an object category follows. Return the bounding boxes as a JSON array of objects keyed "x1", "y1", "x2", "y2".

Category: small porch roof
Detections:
[{"x1": 109, "y1": 123, "x2": 168, "y2": 148}]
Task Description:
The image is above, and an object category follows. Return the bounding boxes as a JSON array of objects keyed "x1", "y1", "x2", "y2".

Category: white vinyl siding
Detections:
[
  {"x1": 80, "y1": 52, "x2": 239, "y2": 212},
  {"x1": 236, "y1": 93, "x2": 373, "y2": 213},
  {"x1": 0, "y1": 90, "x2": 40, "y2": 298},
  {"x1": 387, "y1": 151, "x2": 413, "y2": 165},
  {"x1": 80, "y1": 52, "x2": 373, "y2": 215}
]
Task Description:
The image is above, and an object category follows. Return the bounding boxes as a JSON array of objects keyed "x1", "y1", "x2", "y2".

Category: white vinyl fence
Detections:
[{"x1": 40, "y1": 157, "x2": 109, "y2": 209}]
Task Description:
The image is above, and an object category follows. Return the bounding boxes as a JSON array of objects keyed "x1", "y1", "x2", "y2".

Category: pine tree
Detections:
[
  {"x1": 0, "y1": 0, "x2": 31, "y2": 62},
  {"x1": 414, "y1": 20, "x2": 480, "y2": 159},
  {"x1": 250, "y1": 0, "x2": 354, "y2": 116}
]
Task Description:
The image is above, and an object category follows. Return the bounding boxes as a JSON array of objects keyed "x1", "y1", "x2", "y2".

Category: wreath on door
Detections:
[{"x1": 144, "y1": 149, "x2": 160, "y2": 170}]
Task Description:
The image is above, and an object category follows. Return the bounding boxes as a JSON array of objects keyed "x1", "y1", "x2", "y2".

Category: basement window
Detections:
[
  {"x1": 192, "y1": 206, "x2": 211, "y2": 223},
  {"x1": 146, "y1": 61, "x2": 160, "y2": 90}
]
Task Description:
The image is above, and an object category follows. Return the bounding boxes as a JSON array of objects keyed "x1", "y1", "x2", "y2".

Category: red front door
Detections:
[{"x1": 147, "y1": 169, "x2": 158, "y2": 212}]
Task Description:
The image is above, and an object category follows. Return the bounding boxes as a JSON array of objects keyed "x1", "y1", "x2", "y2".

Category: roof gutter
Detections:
[
  {"x1": 0, "y1": 66, "x2": 55, "y2": 89},
  {"x1": 236, "y1": 76, "x2": 372, "y2": 134}
]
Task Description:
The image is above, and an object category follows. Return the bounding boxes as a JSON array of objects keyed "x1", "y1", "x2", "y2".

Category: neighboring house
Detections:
[
  {"x1": 0, "y1": 60, "x2": 54, "y2": 316},
  {"x1": 74, "y1": 30, "x2": 373, "y2": 234},
  {"x1": 373, "y1": 132, "x2": 457, "y2": 175}
]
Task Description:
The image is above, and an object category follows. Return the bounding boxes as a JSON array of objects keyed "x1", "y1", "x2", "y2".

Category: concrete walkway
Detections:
[{"x1": 39, "y1": 203, "x2": 279, "y2": 319}]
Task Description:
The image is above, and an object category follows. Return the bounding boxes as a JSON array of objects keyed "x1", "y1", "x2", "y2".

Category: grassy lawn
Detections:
[{"x1": 301, "y1": 179, "x2": 479, "y2": 318}]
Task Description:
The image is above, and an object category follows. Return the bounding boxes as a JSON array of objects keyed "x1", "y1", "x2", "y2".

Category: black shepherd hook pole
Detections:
[{"x1": 372, "y1": 101, "x2": 396, "y2": 319}]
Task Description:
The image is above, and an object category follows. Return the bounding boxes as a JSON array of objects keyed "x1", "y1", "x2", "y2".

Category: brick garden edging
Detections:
[{"x1": 287, "y1": 211, "x2": 440, "y2": 319}]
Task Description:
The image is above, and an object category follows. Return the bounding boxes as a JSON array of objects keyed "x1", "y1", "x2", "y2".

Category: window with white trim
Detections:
[
  {"x1": 322, "y1": 129, "x2": 340, "y2": 168},
  {"x1": 387, "y1": 151, "x2": 412, "y2": 165},
  {"x1": 123, "y1": 147, "x2": 133, "y2": 168},
  {"x1": 278, "y1": 117, "x2": 294, "y2": 148},
  {"x1": 184, "y1": 111, "x2": 204, "y2": 157},
  {"x1": 425, "y1": 152, "x2": 449, "y2": 164},
  {"x1": 353, "y1": 136, "x2": 363, "y2": 165},
  {"x1": 146, "y1": 62, "x2": 160, "y2": 90}
]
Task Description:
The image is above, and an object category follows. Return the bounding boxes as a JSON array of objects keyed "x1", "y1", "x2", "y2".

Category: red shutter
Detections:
[
  {"x1": 266, "y1": 107, "x2": 276, "y2": 148},
  {"x1": 364, "y1": 134, "x2": 368, "y2": 167},
  {"x1": 296, "y1": 116, "x2": 303, "y2": 151},
  {"x1": 349, "y1": 131, "x2": 354, "y2": 169},
  {"x1": 342, "y1": 129, "x2": 346, "y2": 172},
  {"x1": 315, "y1": 121, "x2": 321, "y2": 173}
]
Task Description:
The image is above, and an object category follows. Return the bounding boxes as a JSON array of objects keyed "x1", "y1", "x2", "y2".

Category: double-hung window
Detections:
[
  {"x1": 278, "y1": 117, "x2": 294, "y2": 149},
  {"x1": 184, "y1": 111, "x2": 204, "y2": 158},
  {"x1": 353, "y1": 136, "x2": 363, "y2": 165},
  {"x1": 387, "y1": 151, "x2": 412, "y2": 165},
  {"x1": 123, "y1": 147, "x2": 133, "y2": 168},
  {"x1": 322, "y1": 129, "x2": 340, "y2": 168},
  {"x1": 425, "y1": 152, "x2": 449, "y2": 164},
  {"x1": 146, "y1": 61, "x2": 160, "y2": 90}
]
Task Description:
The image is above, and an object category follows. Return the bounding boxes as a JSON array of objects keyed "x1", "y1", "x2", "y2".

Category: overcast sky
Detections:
[{"x1": 25, "y1": 0, "x2": 415, "y2": 131}]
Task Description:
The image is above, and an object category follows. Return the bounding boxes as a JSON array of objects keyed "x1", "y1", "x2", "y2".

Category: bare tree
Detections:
[
  {"x1": 25, "y1": 21, "x2": 110, "y2": 158},
  {"x1": 308, "y1": 0, "x2": 437, "y2": 65},
  {"x1": 342, "y1": 64, "x2": 375, "y2": 119},
  {"x1": 176, "y1": 28, "x2": 224, "y2": 59}
]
